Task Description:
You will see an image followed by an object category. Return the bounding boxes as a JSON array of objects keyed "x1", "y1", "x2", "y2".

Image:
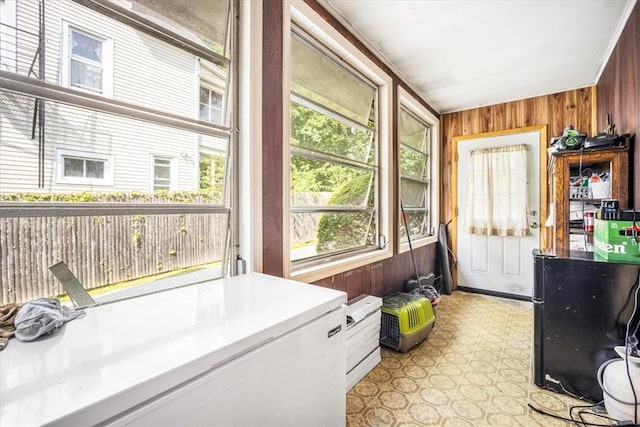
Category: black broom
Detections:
[{"x1": 400, "y1": 202, "x2": 433, "y2": 292}]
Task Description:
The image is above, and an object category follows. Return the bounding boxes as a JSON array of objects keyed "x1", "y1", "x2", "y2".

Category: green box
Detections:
[{"x1": 593, "y1": 219, "x2": 640, "y2": 263}]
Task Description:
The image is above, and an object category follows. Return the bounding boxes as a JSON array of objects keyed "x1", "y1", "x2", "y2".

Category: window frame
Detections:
[
  {"x1": 61, "y1": 22, "x2": 113, "y2": 97},
  {"x1": 0, "y1": 0, "x2": 239, "y2": 306},
  {"x1": 56, "y1": 148, "x2": 114, "y2": 186},
  {"x1": 397, "y1": 87, "x2": 440, "y2": 253},
  {"x1": 151, "y1": 156, "x2": 175, "y2": 192},
  {"x1": 285, "y1": 1, "x2": 394, "y2": 283}
]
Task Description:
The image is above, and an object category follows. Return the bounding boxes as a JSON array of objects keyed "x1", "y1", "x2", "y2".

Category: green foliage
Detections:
[
  {"x1": 290, "y1": 101, "x2": 378, "y2": 255},
  {"x1": 199, "y1": 153, "x2": 225, "y2": 202},
  {"x1": 0, "y1": 190, "x2": 219, "y2": 203},
  {"x1": 290, "y1": 102, "x2": 373, "y2": 196},
  {"x1": 316, "y1": 173, "x2": 376, "y2": 253},
  {"x1": 132, "y1": 230, "x2": 141, "y2": 248}
]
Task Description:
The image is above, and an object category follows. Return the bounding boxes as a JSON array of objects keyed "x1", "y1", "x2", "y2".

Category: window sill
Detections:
[
  {"x1": 398, "y1": 235, "x2": 438, "y2": 254},
  {"x1": 290, "y1": 247, "x2": 393, "y2": 283}
]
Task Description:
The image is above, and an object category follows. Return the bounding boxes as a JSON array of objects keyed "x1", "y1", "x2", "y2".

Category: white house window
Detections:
[
  {"x1": 62, "y1": 24, "x2": 113, "y2": 96},
  {"x1": 288, "y1": 2, "x2": 393, "y2": 282},
  {"x1": 199, "y1": 86, "x2": 223, "y2": 124},
  {"x1": 198, "y1": 60, "x2": 226, "y2": 126},
  {"x1": 57, "y1": 149, "x2": 113, "y2": 185},
  {"x1": 153, "y1": 157, "x2": 172, "y2": 191},
  {"x1": 398, "y1": 88, "x2": 440, "y2": 251},
  {"x1": 64, "y1": 157, "x2": 105, "y2": 179},
  {"x1": 0, "y1": 0, "x2": 17, "y2": 73}
]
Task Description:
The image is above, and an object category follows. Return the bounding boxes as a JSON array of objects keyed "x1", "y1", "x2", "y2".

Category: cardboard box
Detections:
[{"x1": 593, "y1": 219, "x2": 640, "y2": 263}]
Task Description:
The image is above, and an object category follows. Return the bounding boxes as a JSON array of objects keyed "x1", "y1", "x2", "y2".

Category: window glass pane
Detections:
[
  {"x1": 400, "y1": 211, "x2": 428, "y2": 239},
  {"x1": 0, "y1": 92, "x2": 228, "y2": 202},
  {"x1": 71, "y1": 31, "x2": 102, "y2": 62},
  {"x1": 199, "y1": 87, "x2": 209, "y2": 107},
  {"x1": 5, "y1": 0, "x2": 230, "y2": 122},
  {"x1": 290, "y1": 28, "x2": 380, "y2": 270},
  {"x1": 63, "y1": 157, "x2": 84, "y2": 177},
  {"x1": 291, "y1": 211, "x2": 376, "y2": 261},
  {"x1": 0, "y1": 213, "x2": 228, "y2": 305},
  {"x1": 199, "y1": 60, "x2": 227, "y2": 126},
  {"x1": 291, "y1": 157, "x2": 374, "y2": 209},
  {"x1": 120, "y1": 0, "x2": 230, "y2": 56},
  {"x1": 0, "y1": 0, "x2": 17, "y2": 73},
  {"x1": 70, "y1": 59, "x2": 103, "y2": 92},
  {"x1": 400, "y1": 178, "x2": 426, "y2": 208},
  {"x1": 400, "y1": 109, "x2": 428, "y2": 152},
  {"x1": 0, "y1": 93, "x2": 230, "y2": 304},
  {"x1": 153, "y1": 159, "x2": 171, "y2": 190},
  {"x1": 399, "y1": 105, "x2": 432, "y2": 241},
  {"x1": 86, "y1": 159, "x2": 105, "y2": 178},
  {"x1": 291, "y1": 102, "x2": 374, "y2": 164},
  {"x1": 199, "y1": 152, "x2": 226, "y2": 202},
  {"x1": 291, "y1": 35, "x2": 375, "y2": 128},
  {"x1": 400, "y1": 148, "x2": 427, "y2": 180}
]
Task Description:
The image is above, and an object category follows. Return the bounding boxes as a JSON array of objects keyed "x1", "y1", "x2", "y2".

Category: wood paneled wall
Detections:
[
  {"x1": 441, "y1": 88, "x2": 595, "y2": 231},
  {"x1": 261, "y1": 0, "x2": 440, "y2": 300},
  {"x1": 597, "y1": 1, "x2": 639, "y2": 209}
]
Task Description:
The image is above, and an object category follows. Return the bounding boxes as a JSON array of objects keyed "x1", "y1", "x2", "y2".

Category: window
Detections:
[
  {"x1": 288, "y1": 2, "x2": 393, "y2": 281},
  {"x1": 398, "y1": 88, "x2": 440, "y2": 250},
  {"x1": 152, "y1": 157, "x2": 173, "y2": 191},
  {"x1": 0, "y1": 0, "x2": 17, "y2": 72},
  {"x1": 56, "y1": 149, "x2": 114, "y2": 186},
  {"x1": 0, "y1": 0, "x2": 235, "y2": 306},
  {"x1": 62, "y1": 24, "x2": 113, "y2": 96},
  {"x1": 198, "y1": 60, "x2": 226, "y2": 125},
  {"x1": 199, "y1": 86, "x2": 223, "y2": 124}
]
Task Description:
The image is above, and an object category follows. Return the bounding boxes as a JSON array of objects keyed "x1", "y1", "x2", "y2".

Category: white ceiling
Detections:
[{"x1": 322, "y1": 0, "x2": 636, "y2": 114}]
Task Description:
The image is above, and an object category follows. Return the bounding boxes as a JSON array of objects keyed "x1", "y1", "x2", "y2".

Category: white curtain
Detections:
[{"x1": 463, "y1": 144, "x2": 529, "y2": 236}]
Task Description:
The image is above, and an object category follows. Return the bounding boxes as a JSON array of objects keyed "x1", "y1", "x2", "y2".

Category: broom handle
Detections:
[{"x1": 401, "y1": 202, "x2": 421, "y2": 281}]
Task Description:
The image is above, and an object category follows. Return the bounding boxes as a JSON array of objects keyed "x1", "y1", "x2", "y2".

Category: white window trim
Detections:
[
  {"x1": 56, "y1": 148, "x2": 114, "y2": 186},
  {"x1": 149, "y1": 155, "x2": 176, "y2": 192},
  {"x1": 0, "y1": 0, "x2": 17, "y2": 73},
  {"x1": 61, "y1": 22, "x2": 114, "y2": 97},
  {"x1": 285, "y1": 0, "x2": 394, "y2": 283},
  {"x1": 398, "y1": 86, "x2": 440, "y2": 254}
]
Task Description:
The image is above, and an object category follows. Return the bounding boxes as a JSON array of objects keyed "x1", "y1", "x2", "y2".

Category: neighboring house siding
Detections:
[
  {"x1": 0, "y1": 93, "x2": 40, "y2": 191},
  {"x1": 0, "y1": 0, "x2": 200, "y2": 194}
]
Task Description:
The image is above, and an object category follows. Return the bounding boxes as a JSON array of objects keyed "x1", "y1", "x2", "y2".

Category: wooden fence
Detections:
[{"x1": 0, "y1": 214, "x2": 226, "y2": 305}]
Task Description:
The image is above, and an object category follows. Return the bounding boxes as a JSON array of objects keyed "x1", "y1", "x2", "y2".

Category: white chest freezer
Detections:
[{"x1": 0, "y1": 273, "x2": 347, "y2": 426}]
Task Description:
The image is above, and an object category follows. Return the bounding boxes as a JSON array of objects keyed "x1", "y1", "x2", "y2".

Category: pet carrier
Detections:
[{"x1": 379, "y1": 292, "x2": 435, "y2": 352}]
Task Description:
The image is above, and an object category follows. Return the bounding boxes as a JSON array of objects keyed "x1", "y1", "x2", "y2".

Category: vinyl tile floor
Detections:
[{"x1": 346, "y1": 291, "x2": 617, "y2": 427}]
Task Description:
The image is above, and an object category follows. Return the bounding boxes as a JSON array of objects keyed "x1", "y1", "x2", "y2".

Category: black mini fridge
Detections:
[{"x1": 533, "y1": 250, "x2": 640, "y2": 402}]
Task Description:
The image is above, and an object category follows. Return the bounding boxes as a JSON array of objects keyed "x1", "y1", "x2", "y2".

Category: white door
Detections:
[{"x1": 456, "y1": 130, "x2": 540, "y2": 298}]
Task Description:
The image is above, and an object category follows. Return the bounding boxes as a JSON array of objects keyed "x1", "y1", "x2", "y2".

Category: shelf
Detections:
[
  {"x1": 549, "y1": 147, "x2": 629, "y2": 252},
  {"x1": 570, "y1": 228, "x2": 593, "y2": 235},
  {"x1": 569, "y1": 198, "x2": 604, "y2": 203}
]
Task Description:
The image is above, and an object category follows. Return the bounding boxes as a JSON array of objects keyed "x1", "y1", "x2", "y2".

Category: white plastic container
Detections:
[
  {"x1": 598, "y1": 346, "x2": 640, "y2": 423},
  {"x1": 590, "y1": 181, "x2": 611, "y2": 199}
]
